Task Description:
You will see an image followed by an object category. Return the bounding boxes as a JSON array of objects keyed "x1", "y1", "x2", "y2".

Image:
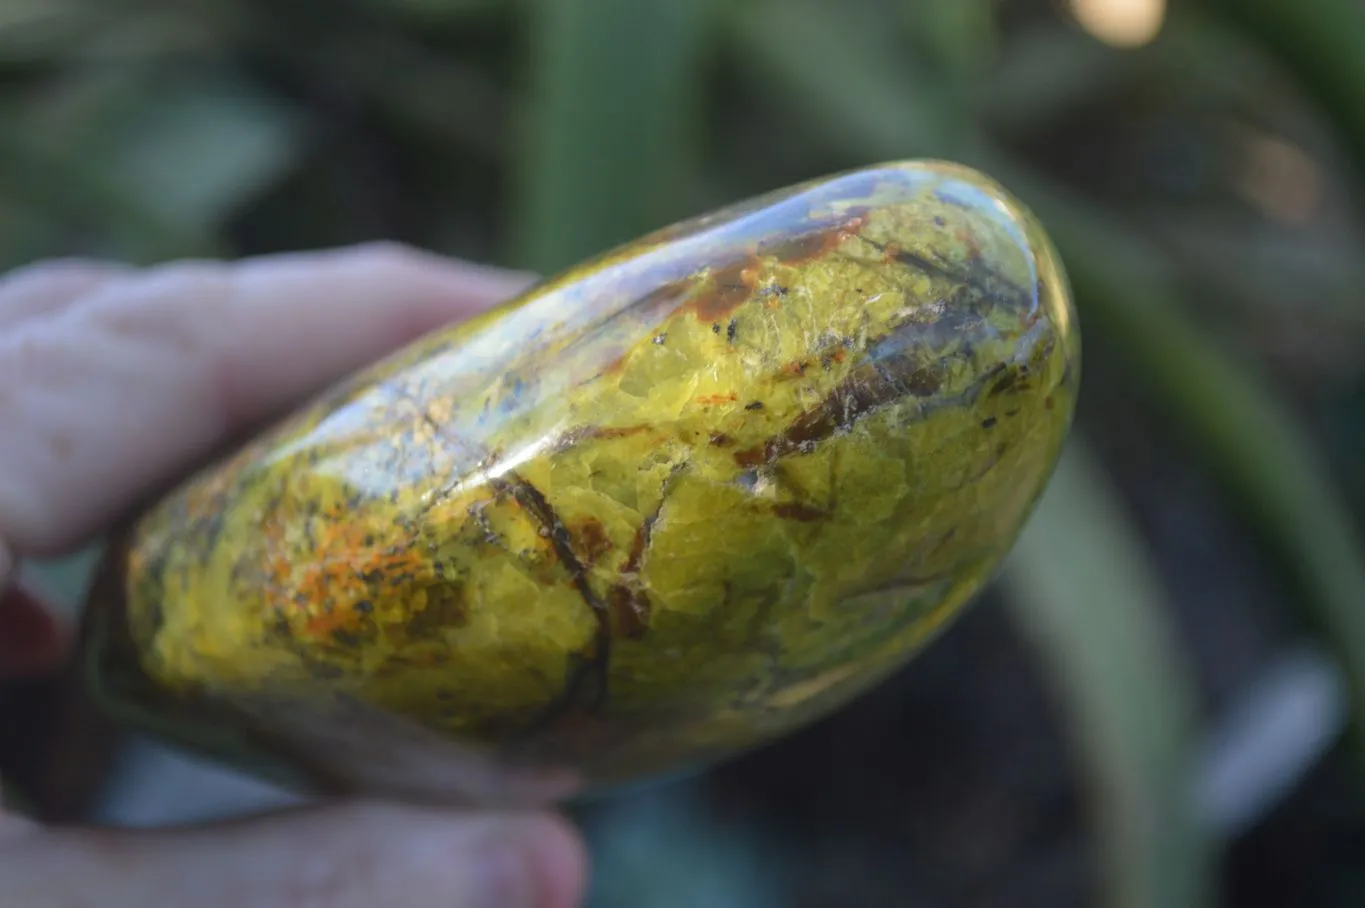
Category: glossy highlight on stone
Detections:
[{"x1": 81, "y1": 160, "x2": 1081, "y2": 806}]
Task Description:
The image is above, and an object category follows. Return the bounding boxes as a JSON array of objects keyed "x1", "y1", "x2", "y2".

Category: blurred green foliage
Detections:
[
  {"x1": 3, "y1": 1, "x2": 1364, "y2": 906},
  {"x1": 1006, "y1": 443, "x2": 1211, "y2": 908}
]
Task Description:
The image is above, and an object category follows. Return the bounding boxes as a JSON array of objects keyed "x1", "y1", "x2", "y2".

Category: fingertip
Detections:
[
  {"x1": 294, "y1": 803, "x2": 590, "y2": 908},
  {"x1": 341, "y1": 241, "x2": 539, "y2": 299},
  {"x1": 512, "y1": 812, "x2": 591, "y2": 908},
  {"x1": 356, "y1": 806, "x2": 589, "y2": 908},
  {"x1": 0, "y1": 259, "x2": 133, "y2": 330},
  {"x1": 421, "y1": 809, "x2": 589, "y2": 908},
  {"x1": 0, "y1": 243, "x2": 537, "y2": 557}
]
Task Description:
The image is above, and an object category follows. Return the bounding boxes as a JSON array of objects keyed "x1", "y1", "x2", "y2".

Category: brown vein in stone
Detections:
[
  {"x1": 853, "y1": 235, "x2": 1032, "y2": 318},
  {"x1": 496, "y1": 472, "x2": 613, "y2": 717},
  {"x1": 735, "y1": 352, "x2": 960, "y2": 468}
]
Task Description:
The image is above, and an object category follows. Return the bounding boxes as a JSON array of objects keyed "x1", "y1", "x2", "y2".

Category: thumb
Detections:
[{"x1": 0, "y1": 800, "x2": 588, "y2": 908}]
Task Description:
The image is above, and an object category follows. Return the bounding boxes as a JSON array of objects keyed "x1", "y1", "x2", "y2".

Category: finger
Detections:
[
  {"x1": 0, "y1": 242, "x2": 535, "y2": 555},
  {"x1": 0, "y1": 259, "x2": 134, "y2": 331},
  {"x1": 0, "y1": 801, "x2": 588, "y2": 908}
]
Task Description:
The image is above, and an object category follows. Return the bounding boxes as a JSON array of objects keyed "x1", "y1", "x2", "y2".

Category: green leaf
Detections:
[
  {"x1": 93, "y1": 71, "x2": 308, "y2": 233},
  {"x1": 509, "y1": 0, "x2": 715, "y2": 272},
  {"x1": 0, "y1": 124, "x2": 219, "y2": 266},
  {"x1": 1003, "y1": 441, "x2": 1215, "y2": 908},
  {"x1": 901, "y1": 0, "x2": 997, "y2": 90},
  {"x1": 723, "y1": 0, "x2": 957, "y2": 162},
  {"x1": 0, "y1": 66, "x2": 305, "y2": 265}
]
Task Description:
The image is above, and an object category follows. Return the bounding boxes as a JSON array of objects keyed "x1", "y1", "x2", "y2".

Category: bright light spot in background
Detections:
[
  {"x1": 1069, "y1": 0, "x2": 1167, "y2": 48},
  {"x1": 1230, "y1": 125, "x2": 1323, "y2": 225}
]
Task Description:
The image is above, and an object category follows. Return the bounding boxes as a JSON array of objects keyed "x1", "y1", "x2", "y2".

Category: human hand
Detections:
[{"x1": 0, "y1": 244, "x2": 588, "y2": 908}]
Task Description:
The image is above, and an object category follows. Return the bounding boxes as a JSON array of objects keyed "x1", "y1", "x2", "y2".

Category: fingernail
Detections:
[{"x1": 469, "y1": 838, "x2": 536, "y2": 908}]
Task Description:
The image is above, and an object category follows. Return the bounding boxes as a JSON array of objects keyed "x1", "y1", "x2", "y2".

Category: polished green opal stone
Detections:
[{"x1": 81, "y1": 160, "x2": 1080, "y2": 806}]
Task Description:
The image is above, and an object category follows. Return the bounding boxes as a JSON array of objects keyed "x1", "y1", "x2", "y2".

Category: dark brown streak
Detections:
[
  {"x1": 490, "y1": 471, "x2": 614, "y2": 754},
  {"x1": 499, "y1": 472, "x2": 609, "y2": 617},
  {"x1": 551, "y1": 423, "x2": 652, "y2": 454},
  {"x1": 773, "y1": 501, "x2": 826, "y2": 522},
  {"x1": 891, "y1": 246, "x2": 954, "y2": 281},
  {"x1": 688, "y1": 259, "x2": 757, "y2": 323},
  {"x1": 852, "y1": 236, "x2": 1033, "y2": 319},
  {"x1": 735, "y1": 354, "x2": 946, "y2": 467},
  {"x1": 500, "y1": 465, "x2": 685, "y2": 755},
  {"x1": 731, "y1": 232, "x2": 1039, "y2": 468},
  {"x1": 517, "y1": 483, "x2": 594, "y2": 610},
  {"x1": 604, "y1": 460, "x2": 688, "y2": 639},
  {"x1": 608, "y1": 514, "x2": 656, "y2": 640}
]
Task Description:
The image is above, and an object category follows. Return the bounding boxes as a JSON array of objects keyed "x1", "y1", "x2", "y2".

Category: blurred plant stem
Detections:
[
  {"x1": 509, "y1": 0, "x2": 714, "y2": 273},
  {"x1": 1005, "y1": 442, "x2": 1212, "y2": 908},
  {"x1": 725, "y1": 0, "x2": 961, "y2": 162},
  {"x1": 899, "y1": 0, "x2": 996, "y2": 149}
]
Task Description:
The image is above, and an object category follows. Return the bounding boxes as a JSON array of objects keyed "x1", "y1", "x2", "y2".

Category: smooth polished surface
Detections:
[{"x1": 82, "y1": 160, "x2": 1081, "y2": 806}]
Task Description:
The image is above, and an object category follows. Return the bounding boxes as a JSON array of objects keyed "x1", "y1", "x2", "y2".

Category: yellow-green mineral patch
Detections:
[{"x1": 82, "y1": 160, "x2": 1080, "y2": 806}]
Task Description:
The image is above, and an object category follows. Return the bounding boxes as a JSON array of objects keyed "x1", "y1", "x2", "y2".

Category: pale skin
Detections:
[{"x1": 0, "y1": 243, "x2": 589, "y2": 908}]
